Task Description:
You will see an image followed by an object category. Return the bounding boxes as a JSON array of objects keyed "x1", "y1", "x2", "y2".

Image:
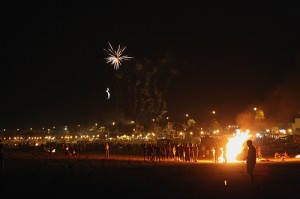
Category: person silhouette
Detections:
[
  {"x1": 106, "y1": 88, "x2": 110, "y2": 99},
  {"x1": 0, "y1": 139, "x2": 4, "y2": 172},
  {"x1": 105, "y1": 143, "x2": 109, "y2": 159},
  {"x1": 246, "y1": 140, "x2": 256, "y2": 182}
]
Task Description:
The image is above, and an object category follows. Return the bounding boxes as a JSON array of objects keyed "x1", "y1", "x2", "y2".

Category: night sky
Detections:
[{"x1": 1, "y1": 2, "x2": 300, "y2": 129}]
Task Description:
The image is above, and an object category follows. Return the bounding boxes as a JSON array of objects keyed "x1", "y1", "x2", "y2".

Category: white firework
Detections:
[{"x1": 104, "y1": 42, "x2": 133, "y2": 70}]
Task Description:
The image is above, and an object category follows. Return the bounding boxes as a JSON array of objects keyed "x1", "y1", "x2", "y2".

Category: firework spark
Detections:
[{"x1": 104, "y1": 42, "x2": 133, "y2": 70}]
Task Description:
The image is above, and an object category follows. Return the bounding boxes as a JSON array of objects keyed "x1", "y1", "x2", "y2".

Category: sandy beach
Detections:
[{"x1": 1, "y1": 152, "x2": 300, "y2": 199}]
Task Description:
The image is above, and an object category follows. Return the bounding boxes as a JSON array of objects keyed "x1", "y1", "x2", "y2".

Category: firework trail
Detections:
[
  {"x1": 104, "y1": 42, "x2": 133, "y2": 70},
  {"x1": 106, "y1": 88, "x2": 110, "y2": 99}
]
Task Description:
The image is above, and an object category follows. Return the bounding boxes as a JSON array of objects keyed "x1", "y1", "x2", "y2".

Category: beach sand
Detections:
[{"x1": 1, "y1": 153, "x2": 300, "y2": 199}]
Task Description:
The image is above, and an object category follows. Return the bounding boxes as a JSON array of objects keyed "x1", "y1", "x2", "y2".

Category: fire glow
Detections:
[{"x1": 221, "y1": 130, "x2": 252, "y2": 163}]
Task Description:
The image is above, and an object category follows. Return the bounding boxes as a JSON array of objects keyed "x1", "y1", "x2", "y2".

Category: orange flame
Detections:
[{"x1": 224, "y1": 131, "x2": 252, "y2": 162}]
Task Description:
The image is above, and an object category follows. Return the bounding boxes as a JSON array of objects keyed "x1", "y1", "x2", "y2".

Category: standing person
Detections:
[
  {"x1": 215, "y1": 145, "x2": 221, "y2": 163},
  {"x1": 201, "y1": 144, "x2": 206, "y2": 158},
  {"x1": 194, "y1": 144, "x2": 199, "y2": 162},
  {"x1": 65, "y1": 145, "x2": 70, "y2": 158},
  {"x1": 0, "y1": 139, "x2": 4, "y2": 172},
  {"x1": 105, "y1": 142, "x2": 109, "y2": 159},
  {"x1": 143, "y1": 143, "x2": 148, "y2": 161},
  {"x1": 223, "y1": 145, "x2": 227, "y2": 163},
  {"x1": 72, "y1": 148, "x2": 77, "y2": 157},
  {"x1": 256, "y1": 145, "x2": 262, "y2": 159},
  {"x1": 211, "y1": 147, "x2": 216, "y2": 163},
  {"x1": 245, "y1": 140, "x2": 256, "y2": 182},
  {"x1": 49, "y1": 142, "x2": 53, "y2": 157},
  {"x1": 172, "y1": 145, "x2": 176, "y2": 161}
]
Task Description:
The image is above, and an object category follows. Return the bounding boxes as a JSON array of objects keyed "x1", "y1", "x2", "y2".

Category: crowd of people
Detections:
[
  {"x1": 0, "y1": 139, "x2": 293, "y2": 165},
  {"x1": 141, "y1": 142, "x2": 231, "y2": 163},
  {"x1": 1, "y1": 140, "x2": 221, "y2": 162}
]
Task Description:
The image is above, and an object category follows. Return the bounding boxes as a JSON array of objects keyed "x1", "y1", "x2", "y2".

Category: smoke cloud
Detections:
[{"x1": 236, "y1": 57, "x2": 300, "y2": 130}]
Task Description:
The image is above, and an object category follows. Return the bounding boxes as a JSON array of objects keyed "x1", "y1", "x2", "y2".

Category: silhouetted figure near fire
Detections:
[
  {"x1": 245, "y1": 140, "x2": 256, "y2": 182},
  {"x1": 143, "y1": 143, "x2": 148, "y2": 161},
  {"x1": 105, "y1": 143, "x2": 109, "y2": 159},
  {"x1": 211, "y1": 147, "x2": 216, "y2": 163},
  {"x1": 256, "y1": 145, "x2": 262, "y2": 159},
  {"x1": 223, "y1": 145, "x2": 227, "y2": 163}
]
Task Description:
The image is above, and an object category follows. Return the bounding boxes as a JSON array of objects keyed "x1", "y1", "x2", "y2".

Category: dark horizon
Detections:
[{"x1": 1, "y1": 2, "x2": 300, "y2": 129}]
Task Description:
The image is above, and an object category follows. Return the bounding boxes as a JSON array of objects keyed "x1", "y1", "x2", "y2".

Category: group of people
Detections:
[
  {"x1": 274, "y1": 151, "x2": 289, "y2": 161},
  {"x1": 62, "y1": 142, "x2": 109, "y2": 159},
  {"x1": 211, "y1": 145, "x2": 227, "y2": 163},
  {"x1": 64, "y1": 145, "x2": 78, "y2": 157},
  {"x1": 143, "y1": 143, "x2": 200, "y2": 162}
]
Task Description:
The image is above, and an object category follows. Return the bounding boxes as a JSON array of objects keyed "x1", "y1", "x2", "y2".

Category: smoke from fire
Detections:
[{"x1": 235, "y1": 59, "x2": 300, "y2": 130}]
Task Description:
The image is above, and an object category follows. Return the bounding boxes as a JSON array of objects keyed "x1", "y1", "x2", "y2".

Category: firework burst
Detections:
[{"x1": 104, "y1": 42, "x2": 133, "y2": 70}]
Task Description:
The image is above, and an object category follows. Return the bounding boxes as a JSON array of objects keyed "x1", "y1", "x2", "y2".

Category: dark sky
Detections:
[{"x1": 1, "y1": 2, "x2": 300, "y2": 129}]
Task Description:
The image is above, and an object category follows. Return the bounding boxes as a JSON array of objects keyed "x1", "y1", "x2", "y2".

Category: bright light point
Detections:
[
  {"x1": 224, "y1": 180, "x2": 227, "y2": 186},
  {"x1": 279, "y1": 129, "x2": 286, "y2": 134}
]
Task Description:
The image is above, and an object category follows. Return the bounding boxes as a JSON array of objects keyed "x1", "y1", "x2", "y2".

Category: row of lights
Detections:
[{"x1": 1, "y1": 111, "x2": 221, "y2": 132}]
